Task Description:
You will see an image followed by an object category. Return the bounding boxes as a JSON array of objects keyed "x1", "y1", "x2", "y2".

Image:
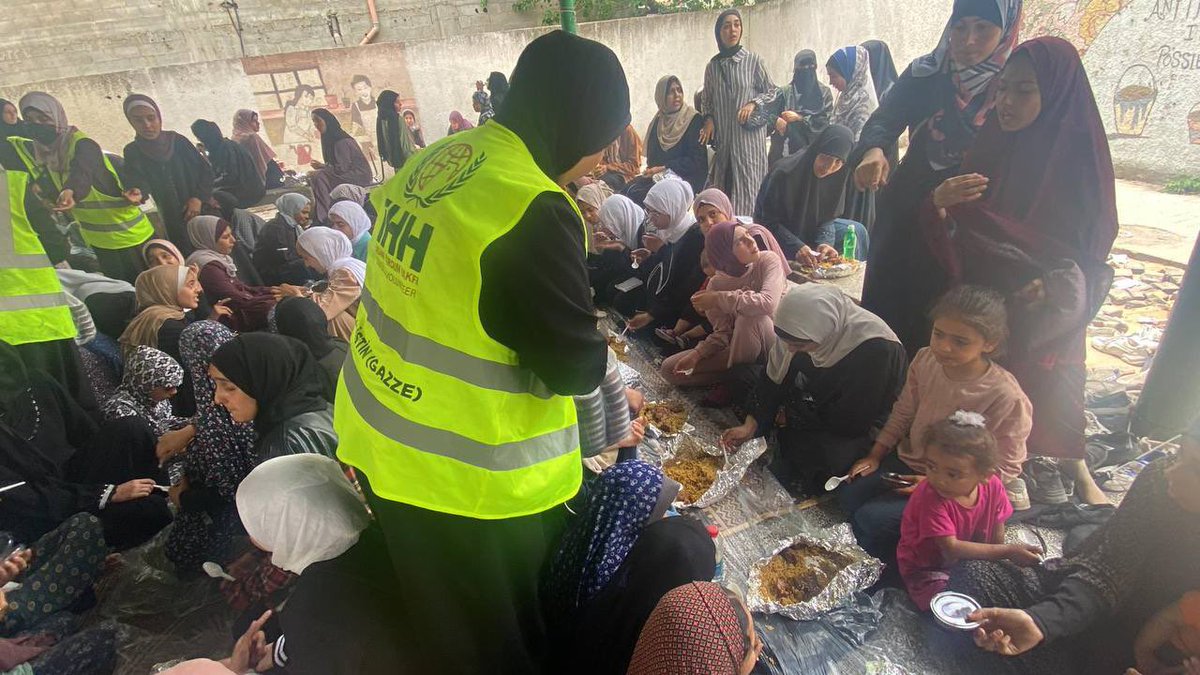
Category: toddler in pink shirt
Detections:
[{"x1": 897, "y1": 412, "x2": 1042, "y2": 611}]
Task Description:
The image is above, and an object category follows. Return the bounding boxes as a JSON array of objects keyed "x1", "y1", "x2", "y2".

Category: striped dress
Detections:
[{"x1": 702, "y1": 48, "x2": 775, "y2": 214}]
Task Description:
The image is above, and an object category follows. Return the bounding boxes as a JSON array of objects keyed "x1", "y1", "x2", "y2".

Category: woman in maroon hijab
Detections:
[{"x1": 924, "y1": 36, "x2": 1118, "y2": 505}]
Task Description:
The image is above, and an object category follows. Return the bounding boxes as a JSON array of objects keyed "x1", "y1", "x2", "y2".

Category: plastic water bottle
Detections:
[
  {"x1": 706, "y1": 525, "x2": 725, "y2": 582},
  {"x1": 841, "y1": 224, "x2": 858, "y2": 261},
  {"x1": 1104, "y1": 447, "x2": 1172, "y2": 492}
]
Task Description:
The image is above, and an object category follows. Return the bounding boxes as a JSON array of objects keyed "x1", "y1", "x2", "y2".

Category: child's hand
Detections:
[
  {"x1": 1005, "y1": 543, "x2": 1043, "y2": 567},
  {"x1": 892, "y1": 477, "x2": 923, "y2": 496}
]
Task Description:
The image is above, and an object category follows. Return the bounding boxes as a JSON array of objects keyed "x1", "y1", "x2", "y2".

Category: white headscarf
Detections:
[
  {"x1": 643, "y1": 177, "x2": 695, "y2": 244},
  {"x1": 598, "y1": 195, "x2": 645, "y2": 250},
  {"x1": 328, "y1": 200, "x2": 372, "y2": 241},
  {"x1": 767, "y1": 284, "x2": 899, "y2": 382},
  {"x1": 184, "y1": 216, "x2": 238, "y2": 278},
  {"x1": 235, "y1": 454, "x2": 371, "y2": 575},
  {"x1": 298, "y1": 226, "x2": 366, "y2": 285}
]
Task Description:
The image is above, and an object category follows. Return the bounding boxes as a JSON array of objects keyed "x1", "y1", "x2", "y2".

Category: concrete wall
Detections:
[
  {"x1": 0, "y1": 0, "x2": 539, "y2": 87},
  {"x1": 2, "y1": 0, "x2": 1197, "y2": 180}
]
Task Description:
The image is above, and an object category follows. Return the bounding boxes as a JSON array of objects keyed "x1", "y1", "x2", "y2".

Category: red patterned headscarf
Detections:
[{"x1": 627, "y1": 582, "x2": 747, "y2": 675}]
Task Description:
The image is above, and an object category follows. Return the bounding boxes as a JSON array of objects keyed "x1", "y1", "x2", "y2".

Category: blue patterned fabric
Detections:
[{"x1": 545, "y1": 460, "x2": 664, "y2": 619}]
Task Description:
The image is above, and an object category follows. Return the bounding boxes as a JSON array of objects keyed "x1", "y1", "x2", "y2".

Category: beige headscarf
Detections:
[
  {"x1": 119, "y1": 265, "x2": 191, "y2": 352},
  {"x1": 575, "y1": 182, "x2": 613, "y2": 212},
  {"x1": 18, "y1": 91, "x2": 79, "y2": 173},
  {"x1": 647, "y1": 75, "x2": 699, "y2": 153},
  {"x1": 767, "y1": 284, "x2": 899, "y2": 382}
]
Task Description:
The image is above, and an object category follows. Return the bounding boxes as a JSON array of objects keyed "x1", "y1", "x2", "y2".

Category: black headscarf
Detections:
[
  {"x1": 313, "y1": 109, "x2": 353, "y2": 167},
  {"x1": 274, "y1": 297, "x2": 341, "y2": 360},
  {"x1": 712, "y1": 9, "x2": 743, "y2": 60},
  {"x1": 759, "y1": 124, "x2": 854, "y2": 244},
  {"x1": 952, "y1": 0, "x2": 1003, "y2": 25},
  {"x1": 791, "y1": 50, "x2": 826, "y2": 113},
  {"x1": 210, "y1": 333, "x2": 328, "y2": 436},
  {"x1": 375, "y1": 90, "x2": 414, "y2": 170},
  {"x1": 862, "y1": 40, "x2": 899, "y2": 101},
  {"x1": 495, "y1": 31, "x2": 631, "y2": 179},
  {"x1": 190, "y1": 119, "x2": 226, "y2": 163},
  {"x1": 487, "y1": 71, "x2": 510, "y2": 114},
  {"x1": 0, "y1": 99, "x2": 27, "y2": 170}
]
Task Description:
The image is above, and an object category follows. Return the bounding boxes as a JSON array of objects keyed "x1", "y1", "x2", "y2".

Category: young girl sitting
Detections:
[
  {"x1": 897, "y1": 412, "x2": 1041, "y2": 611},
  {"x1": 839, "y1": 285, "x2": 1033, "y2": 559}
]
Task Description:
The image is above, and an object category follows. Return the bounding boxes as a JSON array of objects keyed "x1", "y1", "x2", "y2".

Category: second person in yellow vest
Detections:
[{"x1": 15, "y1": 92, "x2": 154, "y2": 283}]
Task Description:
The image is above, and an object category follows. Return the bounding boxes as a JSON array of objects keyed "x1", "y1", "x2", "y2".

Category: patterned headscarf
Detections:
[
  {"x1": 101, "y1": 345, "x2": 184, "y2": 436},
  {"x1": 627, "y1": 582, "x2": 748, "y2": 675},
  {"x1": 179, "y1": 321, "x2": 257, "y2": 501},
  {"x1": 545, "y1": 460, "x2": 665, "y2": 621},
  {"x1": 911, "y1": 0, "x2": 1023, "y2": 169},
  {"x1": 329, "y1": 183, "x2": 368, "y2": 206},
  {"x1": 828, "y1": 45, "x2": 879, "y2": 139}
]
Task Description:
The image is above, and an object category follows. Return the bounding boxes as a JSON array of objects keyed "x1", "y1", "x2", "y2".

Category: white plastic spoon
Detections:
[
  {"x1": 824, "y1": 474, "x2": 850, "y2": 492},
  {"x1": 202, "y1": 561, "x2": 236, "y2": 582}
]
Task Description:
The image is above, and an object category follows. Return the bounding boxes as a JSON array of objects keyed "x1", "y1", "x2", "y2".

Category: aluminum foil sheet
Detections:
[
  {"x1": 747, "y1": 523, "x2": 884, "y2": 621},
  {"x1": 661, "y1": 434, "x2": 768, "y2": 509}
]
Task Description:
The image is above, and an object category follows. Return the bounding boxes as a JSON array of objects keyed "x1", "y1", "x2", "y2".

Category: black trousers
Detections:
[{"x1": 359, "y1": 473, "x2": 570, "y2": 675}]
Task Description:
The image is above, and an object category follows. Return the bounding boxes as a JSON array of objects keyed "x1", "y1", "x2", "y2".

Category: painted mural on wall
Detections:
[
  {"x1": 1024, "y1": 0, "x2": 1200, "y2": 172},
  {"x1": 241, "y1": 43, "x2": 421, "y2": 181}
]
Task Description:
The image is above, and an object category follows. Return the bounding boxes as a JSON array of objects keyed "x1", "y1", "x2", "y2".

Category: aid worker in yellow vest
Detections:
[
  {"x1": 13, "y1": 92, "x2": 153, "y2": 283},
  {"x1": 334, "y1": 32, "x2": 631, "y2": 673},
  {"x1": 0, "y1": 169, "x2": 94, "y2": 412}
]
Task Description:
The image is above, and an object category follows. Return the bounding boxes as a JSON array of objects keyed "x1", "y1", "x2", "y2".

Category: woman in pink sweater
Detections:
[
  {"x1": 838, "y1": 285, "x2": 1032, "y2": 560},
  {"x1": 660, "y1": 221, "x2": 788, "y2": 386}
]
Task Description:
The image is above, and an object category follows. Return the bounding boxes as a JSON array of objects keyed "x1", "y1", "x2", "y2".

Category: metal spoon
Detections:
[
  {"x1": 824, "y1": 474, "x2": 850, "y2": 492},
  {"x1": 202, "y1": 561, "x2": 236, "y2": 582}
]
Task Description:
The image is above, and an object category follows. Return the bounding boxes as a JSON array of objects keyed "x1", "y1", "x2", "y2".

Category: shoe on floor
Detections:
[
  {"x1": 1026, "y1": 458, "x2": 1069, "y2": 505},
  {"x1": 1005, "y1": 477, "x2": 1031, "y2": 511}
]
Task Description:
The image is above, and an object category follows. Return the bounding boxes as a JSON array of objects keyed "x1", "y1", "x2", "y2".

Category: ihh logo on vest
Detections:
[{"x1": 403, "y1": 142, "x2": 487, "y2": 209}]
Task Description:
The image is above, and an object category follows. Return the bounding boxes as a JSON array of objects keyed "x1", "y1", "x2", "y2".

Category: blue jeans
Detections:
[
  {"x1": 817, "y1": 218, "x2": 870, "y2": 260},
  {"x1": 836, "y1": 453, "x2": 913, "y2": 561}
]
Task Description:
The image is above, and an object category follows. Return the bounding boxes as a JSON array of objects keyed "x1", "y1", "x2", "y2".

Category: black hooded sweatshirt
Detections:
[{"x1": 480, "y1": 31, "x2": 631, "y2": 396}]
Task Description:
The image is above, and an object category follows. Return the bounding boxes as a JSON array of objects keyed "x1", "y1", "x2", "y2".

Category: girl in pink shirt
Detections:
[
  {"x1": 897, "y1": 412, "x2": 1041, "y2": 610},
  {"x1": 837, "y1": 285, "x2": 1032, "y2": 560}
]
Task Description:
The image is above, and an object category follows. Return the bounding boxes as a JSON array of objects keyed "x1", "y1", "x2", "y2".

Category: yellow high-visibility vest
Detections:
[
  {"x1": 0, "y1": 170, "x2": 77, "y2": 346},
  {"x1": 10, "y1": 131, "x2": 153, "y2": 250},
  {"x1": 335, "y1": 121, "x2": 584, "y2": 519}
]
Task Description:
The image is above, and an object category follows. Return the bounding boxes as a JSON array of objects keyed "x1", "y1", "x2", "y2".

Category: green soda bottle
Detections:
[{"x1": 841, "y1": 224, "x2": 858, "y2": 261}]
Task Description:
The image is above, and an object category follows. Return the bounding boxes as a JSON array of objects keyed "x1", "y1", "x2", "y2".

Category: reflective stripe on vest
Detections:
[
  {"x1": 358, "y1": 286, "x2": 554, "y2": 399},
  {"x1": 335, "y1": 122, "x2": 586, "y2": 519},
  {"x1": 340, "y1": 360, "x2": 576, "y2": 471},
  {"x1": 9, "y1": 133, "x2": 153, "y2": 250},
  {"x1": 0, "y1": 171, "x2": 77, "y2": 346}
]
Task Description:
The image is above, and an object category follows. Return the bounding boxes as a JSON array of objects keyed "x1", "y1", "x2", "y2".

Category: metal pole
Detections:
[
  {"x1": 1131, "y1": 232, "x2": 1200, "y2": 439},
  {"x1": 559, "y1": 0, "x2": 578, "y2": 34}
]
